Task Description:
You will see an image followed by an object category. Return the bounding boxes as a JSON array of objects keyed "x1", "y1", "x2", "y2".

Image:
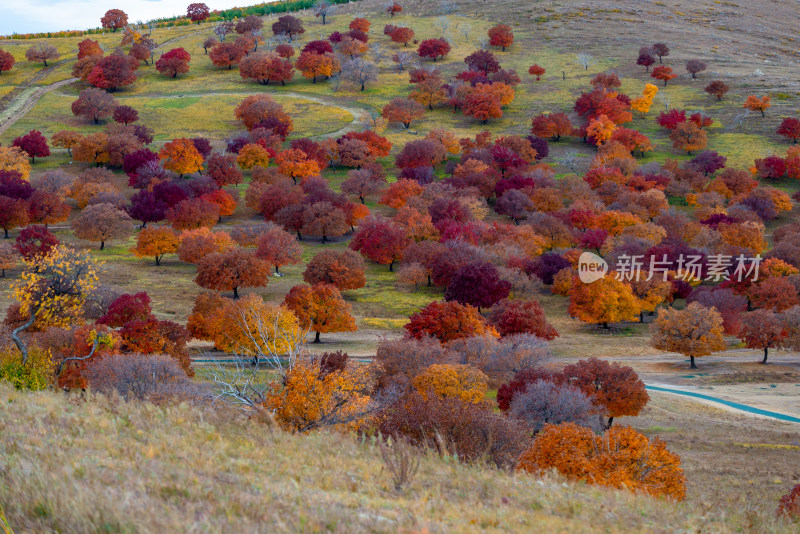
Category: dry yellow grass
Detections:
[{"x1": 0, "y1": 382, "x2": 797, "y2": 533}]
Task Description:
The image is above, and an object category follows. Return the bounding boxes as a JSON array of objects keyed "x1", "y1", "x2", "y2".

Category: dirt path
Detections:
[
  {"x1": 0, "y1": 27, "x2": 203, "y2": 137},
  {"x1": 52, "y1": 88, "x2": 370, "y2": 139},
  {"x1": 0, "y1": 77, "x2": 77, "y2": 135},
  {"x1": 148, "y1": 90, "x2": 368, "y2": 138},
  {"x1": 0, "y1": 55, "x2": 73, "y2": 111}
]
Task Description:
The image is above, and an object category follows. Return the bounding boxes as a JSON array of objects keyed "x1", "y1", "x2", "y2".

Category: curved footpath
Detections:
[{"x1": 645, "y1": 383, "x2": 800, "y2": 424}]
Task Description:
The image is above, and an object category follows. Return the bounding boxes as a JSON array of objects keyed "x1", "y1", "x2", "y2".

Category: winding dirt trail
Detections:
[
  {"x1": 48, "y1": 88, "x2": 371, "y2": 139},
  {"x1": 150, "y1": 90, "x2": 369, "y2": 139},
  {"x1": 0, "y1": 77, "x2": 78, "y2": 135},
  {"x1": 0, "y1": 26, "x2": 208, "y2": 137}
]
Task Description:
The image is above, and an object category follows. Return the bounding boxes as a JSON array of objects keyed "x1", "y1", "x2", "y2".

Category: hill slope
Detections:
[{"x1": 0, "y1": 384, "x2": 794, "y2": 532}]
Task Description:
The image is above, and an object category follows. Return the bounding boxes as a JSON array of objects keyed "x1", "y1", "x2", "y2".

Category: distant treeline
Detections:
[{"x1": 2, "y1": 0, "x2": 357, "y2": 40}]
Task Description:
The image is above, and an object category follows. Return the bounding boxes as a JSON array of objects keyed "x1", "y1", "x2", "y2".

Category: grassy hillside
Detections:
[{"x1": 0, "y1": 382, "x2": 795, "y2": 533}]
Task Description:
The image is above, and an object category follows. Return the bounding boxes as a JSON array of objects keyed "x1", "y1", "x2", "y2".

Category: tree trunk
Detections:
[
  {"x1": 100, "y1": 241, "x2": 105, "y2": 250},
  {"x1": 155, "y1": 256, "x2": 161, "y2": 266},
  {"x1": 602, "y1": 322, "x2": 609, "y2": 329},
  {"x1": 314, "y1": 331, "x2": 321, "y2": 343},
  {"x1": 275, "y1": 265, "x2": 280, "y2": 275},
  {"x1": 762, "y1": 347, "x2": 769, "y2": 364},
  {"x1": 606, "y1": 416, "x2": 614, "y2": 429},
  {"x1": 12, "y1": 314, "x2": 35, "y2": 365},
  {"x1": 389, "y1": 260, "x2": 394, "y2": 272},
  {"x1": 233, "y1": 286, "x2": 239, "y2": 299},
  {"x1": 690, "y1": 355, "x2": 697, "y2": 369},
  {"x1": 3, "y1": 228, "x2": 7, "y2": 238},
  {"x1": 427, "y1": 275, "x2": 431, "y2": 286}
]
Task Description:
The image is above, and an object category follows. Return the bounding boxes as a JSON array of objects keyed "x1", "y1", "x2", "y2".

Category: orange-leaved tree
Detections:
[
  {"x1": 743, "y1": 95, "x2": 771, "y2": 117},
  {"x1": 651, "y1": 65, "x2": 677, "y2": 86},
  {"x1": 275, "y1": 148, "x2": 320, "y2": 182},
  {"x1": 159, "y1": 138, "x2": 204, "y2": 175},
  {"x1": 282, "y1": 283, "x2": 357, "y2": 343},
  {"x1": 561, "y1": 357, "x2": 649, "y2": 428},
  {"x1": 203, "y1": 293, "x2": 303, "y2": 359},
  {"x1": 568, "y1": 275, "x2": 641, "y2": 328},
  {"x1": 669, "y1": 122, "x2": 707, "y2": 155},
  {"x1": 194, "y1": 248, "x2": 270, "y2": 299},
  {"x1": 404, "y1": 300, "x2": 498, "y2": 343},
  {"x1": 132, "y1": 226, "x2": 179, "y2": 266},
  {"x1": 265, "y1": 359, "x2": 377, "y2": 432},
  {"x1": 650, "y1": 301, "x2": 726, "y2": 369},
  {"x1": 516, "y1": 423, "x2": 686, "y2": 501},
  {"x1": 381, "y1": 97, "x2": 425, "y2": 129}
]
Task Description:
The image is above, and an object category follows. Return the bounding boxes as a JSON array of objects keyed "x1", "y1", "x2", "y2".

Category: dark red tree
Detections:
[
  {"x1": 349, "y1": 216, "x2": 409, "y2": 271},
  {"x1": 88, "y1": 51, "x2": 138, "y2": 91},
  {"x1": 272, "y1": 15, "x2": 305, "y2": 41},
  {"x1": 527, "y1": 252, "x2": 571, "y2": 285},
  {"x1": 777, "y1": 118, "x2": 800, "y2": 143},
  {"x1": 489, "y1": 299, "x2": 559, "y2": 339},
  {"x1": 156, "y1": 48, "x2": 191, "y2": 78},
  {"x1": 97, "y1": 292, "x2": 152, "y2": 327},
  {"x1": 127, "y1": 190, "x2": 168, "y2": 228},
  {"x1": 464, "y1": 50, "x2": 500, "y2": 74},
  {"x1": 187, "y1": 3, "x2": 210, "y2": 23},
  {"x1": 418, "y1": 39, "x2": 451, "y2": 61},
  {"x1": 113, "y1": 105, "x2": 139, "y2": 125},
  {"x1": 445, "y1": 262, "x2": 511, "y2": 311},
  {"x1": 11, "y1": 130, "x2": 50, "y2": 163},
  {"x1": 14, "y1": 225, "x2": 59, "y2": 260}
]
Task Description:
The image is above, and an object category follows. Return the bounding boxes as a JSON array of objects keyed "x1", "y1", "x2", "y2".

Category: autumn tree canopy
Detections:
[
  {"x1": 651, "y1": 302, "x2": 726, "y2": 368},
  {"x1": 71, "y1": 203, "x2": 134, "y2": 250},
  {"x1": 187, "y1": 3, "x2": 210, "y2": 23},
  {"x1": 516, "y1": 423, "x2": 686, "y2": 500},
  {"x1": 100, "y1": 9, "x2": 128, "y2": 31},
  {"x1": 282, "y1": 283, "x2": 357, "y2": 342},
  {"x1": 195, "y1": 248, "x2": 270, "y2": 299}
]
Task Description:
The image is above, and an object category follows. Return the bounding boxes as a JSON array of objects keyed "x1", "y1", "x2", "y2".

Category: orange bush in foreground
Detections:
[{"x1": 517, "y1": 423, "x2": 686, "y2": 500}]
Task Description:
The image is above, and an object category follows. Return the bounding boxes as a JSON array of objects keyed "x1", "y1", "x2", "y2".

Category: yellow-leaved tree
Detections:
[
  {"x1": 213, "y1": 294, "x2": 303, "y2": 362},
  {"x1": 0, "y1": 146, "x2": 32, "y2": 179},
  {"x1": 11, "y1": 245, "x2": 99, "y2": 364},
  {"x1": 630, "y1": 83, "x2": 658, "y2": 117},
  {"x1": 412, "y1": 363, "x2": 489, "y2": 403}
]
